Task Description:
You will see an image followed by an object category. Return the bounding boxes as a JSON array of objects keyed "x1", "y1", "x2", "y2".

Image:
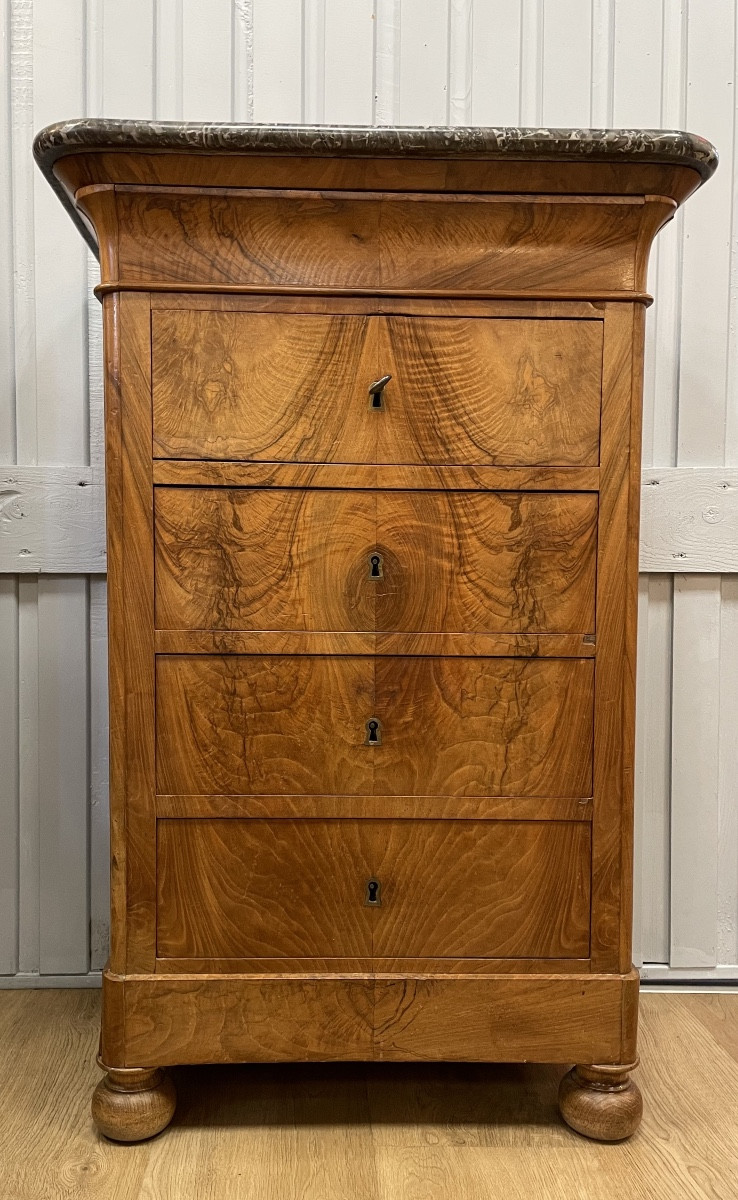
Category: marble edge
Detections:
[
  {"x1": 32, "y1": 120, "x2": 718, "y2": 257},
  {"x1": 33, "y1": 119, "x2": 718, "y2": 177}
]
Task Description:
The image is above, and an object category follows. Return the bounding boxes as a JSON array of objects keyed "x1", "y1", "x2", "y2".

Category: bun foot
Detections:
[
  {"x1": 558, "y1": 1061, "x2": 642, "y2": 1142},
  {"x1": 92, "y1": 1058, "x2": 176, "y2": 1142}
]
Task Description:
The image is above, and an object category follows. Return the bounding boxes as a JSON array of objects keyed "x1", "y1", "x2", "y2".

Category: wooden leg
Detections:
[
  {"x1": 558, "y1": 1060, "x2": 642, "y2": 1142},
  {"x1": 91, "y1": 1057, "x2": 177, "y2": 1142}
]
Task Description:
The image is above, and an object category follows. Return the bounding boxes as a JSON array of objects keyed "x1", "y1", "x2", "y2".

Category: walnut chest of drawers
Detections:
[{"x1": 34, "y1": 120, "x2": 716, "y2": 1142}]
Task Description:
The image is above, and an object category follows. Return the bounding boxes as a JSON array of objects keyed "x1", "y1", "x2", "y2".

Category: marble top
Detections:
[
  {"x1": 34, "y1": 119, "x2": 718, "y2": 178},
  {"x1": 33, "y1": 120, "x2": 718, "y2": 256}
]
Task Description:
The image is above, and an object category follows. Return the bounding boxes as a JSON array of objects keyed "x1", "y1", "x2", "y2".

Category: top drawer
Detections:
[{"x1": 152, "y1": 312, "x2": 602, "y2": 466}]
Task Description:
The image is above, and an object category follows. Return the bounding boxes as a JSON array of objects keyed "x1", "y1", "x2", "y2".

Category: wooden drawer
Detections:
[
  {"x1": 156, "y1": 818, "x2": 591, "y2": 960},
  {"x1": 152, "y1": 312, "x2": 602, "y2": 465},
  {"x1": 155, "y1": 487, "x2": 597, "y2": 635},
  {"x1": 155, "y1": 655, "x2": 593, "y2": 797}
]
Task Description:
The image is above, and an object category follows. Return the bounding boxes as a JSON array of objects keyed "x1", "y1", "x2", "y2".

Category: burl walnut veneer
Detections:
[{"x1": 35, "y1": 121, "x2": 717, "y2": 1143}]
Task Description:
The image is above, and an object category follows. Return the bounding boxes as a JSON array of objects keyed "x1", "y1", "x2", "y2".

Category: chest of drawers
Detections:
[{"x1": 35, "y1": 121, "x2": 716, "y2": 1143}]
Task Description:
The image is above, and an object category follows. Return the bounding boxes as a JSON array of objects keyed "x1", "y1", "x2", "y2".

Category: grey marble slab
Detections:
[
  {"x1": 33, "y1": 119, "x2": 718, "y2": 254},
  {"x1": 34, "y1": 119, "x2": 717, "y2": 174}
]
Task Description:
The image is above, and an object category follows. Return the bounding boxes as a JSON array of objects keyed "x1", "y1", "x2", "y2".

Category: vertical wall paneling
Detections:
[
  {"x1": 302, "y1": 0, "x2": 326, "y2": 123},
  {"x1": 0, "y1": 579, "x2": 19, "y2": 973},
  {"x1": 718, "y1": 61, "x2": 738, "y2": 964},
  {"x1": 2, "y1": 0, "x2": 738, "y2": 984},
  {"x1": 469, "y1": 0, "x2": 522, "y2": 127},
  {"x1": 32, "y1": 0, "x2": 90, "y2": 976},
  {"x1": 251, "y1": 0, "x2": 302, "y2": 122},
  {"x1": 589, "y1": 0, "x2": 613, "y2": 126},
  {"x1": 373, "y1": 0, "x2": 400, "y2": 125},
  {"x1": 0, "y1": 0, "x2": 20, "y2": 976},
  {"x1": 322, "y1": 2, "x2": 375, "y2": 126},
  {"x1": 37, "y1": 577, "x2": 89, "y2": 973},
  {"x1": 669, "y1": 0, "x2": 735, "y2": 969},
  {"x1": 397, "y1": 0, "x2": 448, "y2": 125},
  {"x1": 718, "y1": 577, "x2": 738, "y2": 964},
  {"x1": 11, "y1": 0, "x2": 41, "y2": 976},
  {"x1": 633, "y1": 575, "x2": 672, "y2": 966},
  {"x1": 232, "y1": 0, "x2": 253, "y2": 122},
  {"x1": 541, "y1": 0, "x2": 592, "y2": 126},
  {"x1": 16, "y1": 576, "x2": 40, "y2": 974},
  {"x1": 155, "y1": 0, "x2": 184, "y2": 121},
  {"x1": 447, "y1": 0, "x2": 472, "y2": 126},
  {"x1": 97, "y1": 1, "x2": 154, "y2": 118},
  {"x1": 519, "y1": 0, "x2": 543, "y2": 125},
  {"x1": 182, "y1": 0, "x2": 233, "y2": 121},
  {"x1": 613, "y1": 0, "x2": 675, "y2": 968},
  {"x1": 0, "y1": 1, "x2": 16, "y2": 460}
]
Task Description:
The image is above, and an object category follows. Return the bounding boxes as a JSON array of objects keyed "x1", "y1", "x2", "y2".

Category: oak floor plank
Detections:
[{"x1": 1, "y1": 991, "x2": 737, "y2": 1199}]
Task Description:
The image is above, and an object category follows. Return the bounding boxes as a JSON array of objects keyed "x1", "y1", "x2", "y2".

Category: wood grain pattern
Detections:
[
  {"x1": 42, "y1": 135, "x2": 708, "y2": 1119},
  {"x1": 156, "y1": 818, "x2": 591, "y2": 961},
  {"x1": 4, "y1": 990, "x2": 738, "y2": 1199},
  {"x1": 91, "y1": 1066, "x2": 177, "y2": 1143},
  {"x1": 590, "y1": 304, "x2": 634, "y2": 972},
  {"x1": 155, "y1": 655, "x2": 594, "y2": 798},
  {"x1": 154, "y1": 629, "x2": 597, "y2": 659},
  {"x1": 154, "y1": 793, "x2": 592, "y2": 822},
  {"x1": 57, "y1": 147, "x2": 704, "y2": 208},
  {"x1": 118, "y1": 191, "x2": 648, "y2": 292},
  {"x1": 380, "y1": 316, "x2": 602, "y2": 466},
  {"x1": 100, "y1": 293, "x2": 127, "y2": 975},
  {"x1": 112, "y1": 969, "x2": 637, "y2": 1067},
  {"x1": 152, "y1": 956, "x2": 593, "y2": 977},
  {"x1": 152, "y1": 458, "x2": 602, "y2": 491},
  {"x1": 558, "y1": 1063, "x2": 642, "y2": 1141},
  {"x1": 117, "y1": 293, "x2": 156, "y2": 975},
  {"x1": 154, "y1": 487, "x2": 598, "y2": 635},
  {"x1": 152, "y1": 311, "x2": 602, "y2": 465},
  {"x1": 151, "y1": 290, "x2": 605, "y2": 316},
  {"x1": 153, "y1": 311, "x2": 374, "y2": 461}
]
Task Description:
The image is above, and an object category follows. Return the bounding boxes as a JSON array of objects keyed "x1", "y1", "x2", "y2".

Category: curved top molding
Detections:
[
  {"x1": 34, "y1": 119, "x2": 718, "y2": 176},
  {"x1": 33, "y1": 120, "x2": 718, "y2": 259}
]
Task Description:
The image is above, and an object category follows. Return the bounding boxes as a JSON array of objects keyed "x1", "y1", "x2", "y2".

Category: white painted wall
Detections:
[{"x1": 0, "y1": 0, "x2": 736, "y2": 985}]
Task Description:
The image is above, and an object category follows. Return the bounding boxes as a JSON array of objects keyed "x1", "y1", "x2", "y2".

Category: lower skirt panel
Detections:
[{"x1": 101, "y1": 967, "x2": 639, "y2": 1068}]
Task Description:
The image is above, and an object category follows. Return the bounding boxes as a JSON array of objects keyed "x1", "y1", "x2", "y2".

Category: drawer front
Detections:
[
  {"x1": 155, "y1": 655, "x2": 593, "y2": 797},
  {"x1": 152, "y1": 312, "x2": 602, "y2": 466},
  {"x1": 155, "y1": 487, "x2": 598, "y2": 635},
  {"x1": 156, "y1": 818, "x2": 591, "y2": 960}
]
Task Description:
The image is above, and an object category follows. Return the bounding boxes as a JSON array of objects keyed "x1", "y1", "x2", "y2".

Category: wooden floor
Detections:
[{"x1": 0, "y1": 990, "x2": 737, "y2": 1199}]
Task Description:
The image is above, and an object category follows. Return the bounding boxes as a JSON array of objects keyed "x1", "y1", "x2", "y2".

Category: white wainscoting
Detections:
[{"x1": 1, "y1": 0, "x2": 736, "y2": 985}]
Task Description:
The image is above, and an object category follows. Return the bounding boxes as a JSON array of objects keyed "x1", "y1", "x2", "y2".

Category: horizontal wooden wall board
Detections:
[
  {"x1": 640, "y1": 470, "x2": 738, "y2": 572},
  {"x1": 0, "y1": 466, "x2": 105, "y2": 572},
  {"x1": 2, "y1": 467, "x2": 736, "y2": 574}
]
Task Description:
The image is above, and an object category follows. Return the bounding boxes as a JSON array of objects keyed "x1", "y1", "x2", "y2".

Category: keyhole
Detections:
[
  {"x1": 365, "y1": 878, "x2": 381, "y2": 906},
  {"x1": 368, "y1": 374, "x2": 391, "y2": 409},
  {"x1": 364, "y1": 718, "x2": 382, "y2": 746},
  {"x1": 369, "y1": 553, "x2": 383, "y2": 579}
]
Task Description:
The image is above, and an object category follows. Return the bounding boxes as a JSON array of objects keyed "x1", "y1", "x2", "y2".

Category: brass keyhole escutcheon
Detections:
[
  {"x1": 365, "y1": 878, "x2": 381, "y2": 906},
  {"x1": 368, "y1": 553, "x2": 383, "y2": 579},
  {"x1": 364, "y1": 718, "x2": 382, "y2": 746},
  {"x1": 368, "y1": 374, "x2": 391, "y2": 409}
]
